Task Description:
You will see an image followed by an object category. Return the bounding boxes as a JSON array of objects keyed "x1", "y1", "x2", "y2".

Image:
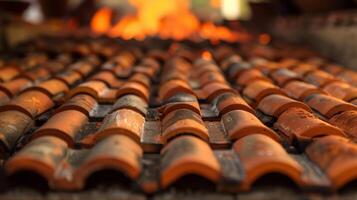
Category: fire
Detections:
[{"x1": 91, "y1": 0, "x2": 250, "y2": 42}]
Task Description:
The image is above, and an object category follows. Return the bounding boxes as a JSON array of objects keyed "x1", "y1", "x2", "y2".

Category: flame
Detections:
[
  {"x1": 202, "y1": 51, "x2": 213, "y2": 60},
  {"x1": 91, "y1": 8, "x2": 112, "y2": 34},
  {"x1": 91, "y1": 0, "x2": 250, "y2": 42}
]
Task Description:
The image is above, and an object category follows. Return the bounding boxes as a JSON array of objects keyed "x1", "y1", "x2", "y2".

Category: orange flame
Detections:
[{"x1": 91, "y1": 0, "x2": 250, "y2": 42}]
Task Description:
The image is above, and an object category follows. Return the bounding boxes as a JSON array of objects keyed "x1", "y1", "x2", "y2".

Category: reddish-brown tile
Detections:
[
  {"x1": 222, "y1": 110, "x2": 279, "y2": 141},
  {"x1": 112, "y1": 94, "x2": 148, "y2": 116},
  {"x1": 283, "y1": 80, "x2": 324, "y2": 101},
  {"x1": 323, "y1": 81, "x2": 357, "y2": 102},
  {"x1": 304, "y1": 70, "x2": 340, "y2": 87},
  {"x1": 329, "y1": 111, "x2": 357, "y2": 139},
  {"x1": 220, "y1": 55, "x2": 242, "y2": 71},
  {"x1": 269, "y1": 68, "x2": 302, "y2": 87},
  {"x1": 199, "y1": 72, "x2": 227, "y2": 87},
  {"x1": 351, "y1": 98, "x2": 357, "y2": 106},
  {"x1": 20, "y1": 67, "x2": 51, "y2": 82},
  {"x1": 5, "y1": 136, "x2": 67, "y2": 188},
  {"x1": 233, "y1": 134, "x2": 304, "y2": 191},
  {"x1": 66, "y1": 81, "x2": 108, "y2": 100},
  {"x1": 69, "y1": 61, "x2": 96, "y2": 78},
  {"x1": 0, "y1": 90, "x2": 54, "y2": 118},
  {"x1": 306, "y1": 135, "x2": 357, "y2": 189},
  {"x1": 242, "y1": 80, "x2": 285, "y2": 105},
  {"x1": 0, "y1": 91, "x2": 10, "y2": 106},
  {"x1": 337, "y1": 70, "x2": 357, "y2": 87},
  {"x1": 160, "y1": 135, "x2": 221, "y2": 188},
  {"x1": 117, "y1": 82, "x2": 150, "y2": 103},
  {"x1": 0, "y1": 110, "x2": 33, "y2": 156},
  {"x1": 291, "y1": 63, "x2": 317, "y2": 76},
  {"x1": 55, "y1": 71, "x2": 83, "y2": 86},
  {"x1": 26, "y1": 79, "x2": 69, "y2": 97},
  {"x1": 275, "y1": 108, "x2": 345, "y2": 140},
  {"x1": 161, "y1": 109, "x2": 208, "y2": 143},
  {"x1": 160, "y1": 93, "x2": 201, "y2": 117},
  {"x1": 74, "y1": 135, "x2": 143, "y2": 188},
  {"x1": 201, "y1": 82, "x2": 236, "y2": 102},
  {"x1": 0, "y1": 78, "x2": 33, "y2": 97},
  {"x1": 257, "y1": 94, "x2": 312, "y2": 118},
  {"x1": 129, "y1": 73, "x2": 151, "y2": 89},
  {"x1": 236, "y1": 69, "x2": 271, "y2": 87},
  {"x1": 305, "y1": 93, "x2": 357, "y2": 118},
  {"x1": 212, "y1": 92, "x2": 255, "y2": 116},
  {"x1": 227, "y1": 61, "x2": 252, "y2": 80},
  {"x1": 90, "y1": 71, "x2": 122, "y2": 88},
  {"x1": 0, "y1": 67, "x2": 21, "y2": 82},
  {"x1": 55, "y1": 94, "x2": 97, "y2": 117},
  {"x1": 323, "y1": 64, "x2": 344, "y2": 75},
  {"x1": 32, "y1": 110, "x2": 88, "y2": 147},
  {"x1": 158, "y1": 79, "x2": 195, "y2": 101},
  {"x1": 94, "y1": 109, "x2": 145, "y2": 144}
]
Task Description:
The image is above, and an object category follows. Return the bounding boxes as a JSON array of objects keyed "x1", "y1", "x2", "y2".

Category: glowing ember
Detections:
[
  {"x1": 202, "y1": 51, "x2": 213, "y2": 60},
  {"x1": 259, "y1": 33, "x2": 271, "y2": 45},
  {"x1": 91, "y1": 0, "x2": 251, "y2": 42}
]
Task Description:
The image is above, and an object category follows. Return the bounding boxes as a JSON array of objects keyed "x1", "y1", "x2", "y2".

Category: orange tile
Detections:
[
  {"x1": 222, "y1": 110, "x2": 279, "y2": 141},
  {"x1": 243, "y1": 80, "x2": 285, "y2": 105},
  {"x1": 94, "y1": 109, "x2": 145, "y2": 144},
  {"x1": 236, "y1": 69, "x2": 271, "y2": 87},
  {"x1": 74, "y1": 135, "x2": 143, "y2": 188},
  {"x1": 66, "y1": 81, "x2": 108, "y2": 100},
  {"x1": 201, "y1": 82, "x2": 236, "y2": 102},
  {"x1": 55, "y1": 94, "x2": 98, "y2": 117},
  {"x1": 212, "y1": 92, "x2": 255, "y2": 116},
  {"x1": 0, "y1": 110, "x2": 33, "y2": 155},
  {"x1": 0, "y1": 90, "x2": 54, "y2": 118},
  {"x1": 27, "y1": 79, "x2": 69, "y2": 97},
  {"x1": 257, "y1": 94, "x2": 312, "y2": 118},
  {"x1": 304, "y1": 70, "x2": 340, "y2": 87},
  {"x1": 233, "y1": 134, "x2": 304, "y2": 191},
  {"x1": 0, "y1": 67, "x2": 21, "y2": 82},
  {"x1": 269, "y1": 68, "x2": 302, "y2": 87},
  {"x1": 116, "y1": 81, "x2": 150, "y2": 103},
  {"x1": 323, "y1": 81, "x2": 357, "y2": 102},
  {"x1": 306, "y1": 135, "x2": 357, "y2": 190},
  {"x1": 305, "y1": 93, "x2": 357, "y2": 118},
  {"x1": 160, "y1": 135, "x2": 221, "y2": 189},
  {"x1": 90, "y1": 71, "x2": 122, "y2": 88},
  {"x1": 161, "y1": 109, "x2": 208, "y2": 143},
  {"x1": 283, "y1": 81, "x2": 324, "y2": 101},
  {"x1": 0, "y1": 78, "x2": 33, "y2": 97},
  {"x1": 329, "y1": 111, "x2": 357, "y2": 139},
  {"x1": 32, "y1": 110, "x2": 88, "y2": 147},
  {"x1": 158, "y1": 79, "x2": 195, "y2": 102},
  {"x1": 55, "y1": 71, "x2": 83, "y2": 86},
  {"x1": 112, "y1": 94, "x2": 148, "y2": 116},
  {"x1": 275, "y1": 108, "x2": 345, "y2": 140}
]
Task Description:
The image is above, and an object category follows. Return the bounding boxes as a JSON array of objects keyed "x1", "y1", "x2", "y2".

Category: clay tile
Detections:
[
  {"x1": 291, "y1": 63, "x2": 317, "y2": 76},
  {"x1": 275, "y1": 107, "x2": 345, "y2": 140},
  {"x1": 66, "y1": 81, "x2": 108, "y2": 100},
  {"x1": 158, "y1": 79, "x2": 195, "y2": 101},
  {"x1": 351, "y1": 98, "x2": 357, "y2": 106},
  {"x1": 94, "y1": 109, "x2": 145, "y2": 144},
  {"x1": 233, "y1": 134, "x2": 303, "y2": 190},
  {"x1": 161, "y1": 109, "x2": 208, "y2": 143},
  {"x1": 55, "y1": 71, "x2": 82, "y2": 87},
  {"x1": 32, "y1": 110, "x2": 88, "y2": 147},
  {"x1": 278, "y1": 58, "x2": 300, "y2": 68},
  {"x1": 222, "y1": 110, "x2": 279, "y2": 141},
  {"x1": 212, "y1": 92, "x2": 255, "y2": 116},
  {"x1": 20, "y1": 67, "x2": 51, "y2": 82},
  {"x1": 112, "y1": 94, "x2": 148, "y2": 116},
  {"x1": 305, "y1": 135, "x2": 357, "y2": 189},
  {"x1": 0, "y1": 111, "x2": 33, "y2": 156},
  {"x1": 116, "y1": 82, "x2": 150, "y2": 103},
  {"x1": 323, "y1": 82, "x2": 357, "y2": 102},
  {"x1": 55, "y1": 94, "x2": 98, "y2": 117},
  {"x1": 5, "y1": 136, "x2": 67, "y2": 187},
  {"x1": 194, "y1": 58, "x2": 215, "y2": 68},
  {"x1": 220, "y1": 55, "x2": 242, "y2": 71},
  {"x1": 283, "y1": 81, "x2": 324, "y2": 101},
  {"x1": 141, "y1": 57, "x2": 160, "y2": 70},
  {"x1": 257, "y1": 94, "x2": 312, "y2": 118},
  {"x1": 129, "y1": 73, "x2": 151, "y2": 89},
  {"x1": 236, "y1": 69, "x2": 271, "y2": 87},
  {"x1": 160, "y1": 135, "x2": 221, "y2": 188},
  {"x1": 0, "y1": 90, "x2": 54, "y2": 118},
  {"x1": 270, "y1": 68, "x2": 302, "y2": 87},
  {"x1": 337, "y1": 70, "x2": 357, "y2": 87},
  {"x1": 243, "y1": 80, "x2": 285, "y2": 105},
  {"x1": 0, "y1": 67, "x2": 21, "y2": 82},
  {"x1": 0, "y1": 78, "x2": 33, "y2": 97},
  {"x1": 26, "y1": 79, "x2": 69, "y2": 97},
  {"x1": 133, "y1": 66, "x2": 156, "y2": 77},
  {"x1": 199, "y1": 72, "x2": 227, "y2": 87},
  {"x1": 323, "y1": 64, "x2": 344, "y2": 75},
  {"x1": 70, "y1": 61, "x2": 95, "y2": 78},
  {"x1": 74, "y1": 135, "x2": 143, "y2": 188},
  {"x1": 253, "y1": 62, "x2": 279, "y2": 75},
  {"x1": 201, "y1": 82, "x2": 236, "y2": 102},
  {"x1": 160, "y1": 93, "x2": 201, "y2": 117},
  {"x1": 195, "y1": 64, "x2": 220, "y2": 78},
  {"x1": 305, "y1": 93, "x2": 357, "y2": 118},
  {"x1": 329, "y1": 111, "x2": 357, "y2": 139},
  {"x1": 90, "y1": 71, "x2": 122, "y2": 88},
  {"x1": 304, "y1": 70, "x2": 339, "y2": 87},
  {"x1": 227, "y1": 61, "x2": 252, "y2": 79},
  {"x1": 0, "y1": 91, "x2": 10, "y2": 106}
]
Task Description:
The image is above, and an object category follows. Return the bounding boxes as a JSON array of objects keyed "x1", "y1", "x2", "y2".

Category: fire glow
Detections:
[{"x1": 91, "y1": 0, "x2": 250, "y2": 42}]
